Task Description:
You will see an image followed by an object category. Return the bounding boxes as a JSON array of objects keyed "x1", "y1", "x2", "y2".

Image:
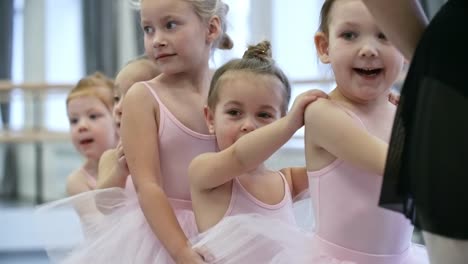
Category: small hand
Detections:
[
  {"x1": 288, "y1": 89, "x2": 329, "y2": 130},
  {"x1": 388, "y1": 92, "x2": 400, "y2": 106},
  {"x1": 116, "y1": 141, "x2": 129, "y2": 176},
  {"x1": 174, "y1": 247, "x2": 207, "y2": 264},
  {"x1": 194, "y1": 246, "x2": 215, "y2": 263}
]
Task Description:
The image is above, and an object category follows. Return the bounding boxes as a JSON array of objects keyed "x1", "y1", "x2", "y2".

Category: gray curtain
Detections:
[
  {"x1": 82, "y1": 0, "x2": 119, "y2": 77},
  {"x1": 0, "y1": 0, "x2": 14, "y2": 124},
  {"x1": 134, "y1": 9, "x2": 145, "y2": 56},
  {"x1": 0, "y1": 0, "x2": 18, "y2": 200}
]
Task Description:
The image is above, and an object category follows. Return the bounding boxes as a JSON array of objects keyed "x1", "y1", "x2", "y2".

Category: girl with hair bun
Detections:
[{"x1": 188, "y1": 41, "x2": 327, "y2": 263}]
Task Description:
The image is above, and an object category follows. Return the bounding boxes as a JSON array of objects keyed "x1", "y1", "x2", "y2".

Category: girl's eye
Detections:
[
  {"x1": 113, "y1": 95, "x2": 120, "y2": 103},
  {"x1": 143, "y1": 26, "x2": 154, "y2": 34},
  {"x1": 89, "y1": 114, "x2": 100, "y2": 120},
  {"x1": 341, "y1": 31, "x2": 357, "y2": 40},
  {"x1": 166, "y1": 21, "x2": 177, "y2": 30},
  {"x1": 69, "y1": 118, "x2": 78, "y2": 125},
  {"x1": 377, "y1": 32, "x2": 387, "y2": 41},
  {"x1": 226, "y1": 109, "x2": 241, "y2": 116},
  {"x1": 258, "y1": 112, "x2": 273, "y2": 119}
]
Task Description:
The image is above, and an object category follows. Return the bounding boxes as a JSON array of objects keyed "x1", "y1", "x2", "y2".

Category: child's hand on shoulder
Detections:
[
  {"x1": 287, "y1": 89, "x2": 329, "y2": 130},
  {"x1": 388, "y1": 91, "x2": 400, "y2": 105}
]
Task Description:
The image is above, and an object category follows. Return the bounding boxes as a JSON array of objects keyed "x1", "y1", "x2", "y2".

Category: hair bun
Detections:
[
  {"x1": 242, "y1": 41, "x2": 272, "y2": 62},
  {"x1": 218, "y1": 33, "x2": 234, "y2": 50}
]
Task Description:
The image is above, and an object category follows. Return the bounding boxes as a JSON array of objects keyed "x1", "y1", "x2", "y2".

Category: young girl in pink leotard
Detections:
[
  {"x1": 188, "y1": 41, "x2": 326, "y2": 263},
  {"x1": 300, "y1": 0, "x2": 428, "y2": 263},
  {"x1": 65, "y1": 72, "x2": 117, "y2": 196}
]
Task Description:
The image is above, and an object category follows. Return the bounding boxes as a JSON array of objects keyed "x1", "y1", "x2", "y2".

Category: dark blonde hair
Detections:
[
  {"x1": 134, "y1": 0, "x2": 233, "y2": 50},
  {"x1": 66, "y1": 72, "x2": 114, "y2": 111},
  {"x1": 318, "y1": 0, "x2": 339, "y2": 36},
  {"x1": 207, "y1": 41, "x2": 291, "y2": 115}
]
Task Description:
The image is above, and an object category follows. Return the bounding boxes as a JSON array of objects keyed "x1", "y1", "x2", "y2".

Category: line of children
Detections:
[
  {"x1": 37, "y1": 0, "x2": 234, "y2": 263},
  {"x1": 188, "y1": 1, "x2": 429, "y2": 263},
  {"x1": 36, "y1": 1, "x2": 432, "y2": 263}
]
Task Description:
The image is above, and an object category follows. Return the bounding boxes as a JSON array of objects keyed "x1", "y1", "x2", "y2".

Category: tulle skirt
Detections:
[
  {"x1": 191, "y1": 214, "x2": 429, "y2": 264},
  {"x1": 293, "y1": 192, "x2": 315, "y2": 232},
  {"x1": 35, "y1": 187, "x2": 197, "y2": 264},
  {"x1": 35, "y1": 188, "x2": 428, "y2": 264},
  {"x1": 379, "y1": 0, "x2": 468, "y2": 239}
]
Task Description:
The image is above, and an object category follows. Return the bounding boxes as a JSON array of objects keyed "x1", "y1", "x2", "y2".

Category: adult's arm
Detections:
[{"x1": 362, "y1": 0, "x2": 429, "y2": 60}]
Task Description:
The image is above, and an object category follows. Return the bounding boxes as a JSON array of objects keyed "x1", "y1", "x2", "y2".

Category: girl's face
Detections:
[
  {"x1": 140, "y1": 0, "x2": 219, "y2": 75},
  {"x1": 67, "y1": 95, "x2": 117, "y2": 161},
  {"x1": 315, "y1": 0, "x2": 404, "y2": 103},
  {"x1": 113, "y1": 61, "x2": 158, "y2": 135},
  {"x1": 205, "y1": 71, "x2": 285, "y2": 151}
]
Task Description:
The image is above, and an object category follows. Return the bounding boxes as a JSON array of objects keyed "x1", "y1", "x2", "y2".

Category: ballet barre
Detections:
[{"x1": 0, "y1": 81, "x2": 73, "y2": 204}]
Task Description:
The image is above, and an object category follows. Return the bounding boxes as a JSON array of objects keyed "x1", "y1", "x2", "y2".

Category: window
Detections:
[
  {"x1": 211, "y1": 0, "x2": 251, "y2": 68},
  {"x1": 9, "y1": 0, "x2": 24, "y2": 130},
  {"x1": 272, "y1": 0, "x2": 333, "y2": 137},
  {"x1": 44, "y1": 0, "x2": 84, "y2": 131},
  {"x1": 10, "y1": 0, "x2": 84, "y2": 131}
]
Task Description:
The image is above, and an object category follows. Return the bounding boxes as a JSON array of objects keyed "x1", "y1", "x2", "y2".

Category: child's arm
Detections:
[
  {"x1": 66, "y1": 170, "x2": 91, "y2": 196},
  {"x1": 96, "y1": 144, "x2": 128, "y2": 189},
  {"x1": 190, "y1": 90, "x2": 324, "y2": 191},
  {"x1": 121, "y1": 83, "x2": 200, "y2": 263},
  {"x1": 305, "y1": 99, "x2": 388, "y2": 175},
  {"x1": 280, "y1": 167, "x2": 308, "y2": 200},
  {"x1": 362, "y1": 0, "x2": 428, "y2": 60}
]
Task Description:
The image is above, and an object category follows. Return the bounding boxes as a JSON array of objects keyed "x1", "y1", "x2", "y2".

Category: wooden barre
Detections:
[
  {"x1": 0, "y1": 73, "x2": 405, "y2": 92},
  {"x1": 0, "y1": 130, "x2": 70, "y2": 143},
  {"x1": 0, "y1": 80, "x2": 338, "y2": 91},
  {"x1": 0, "y1": 81, "x2": 74, "y2": 91}
]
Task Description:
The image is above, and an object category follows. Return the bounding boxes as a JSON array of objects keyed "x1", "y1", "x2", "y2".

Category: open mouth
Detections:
[
  {"x1": 80, "y1": 138, "x2": 94, "y2": 145},
  {"x1": 353, "y1": 68, "x2": 383, "y2": 77}
]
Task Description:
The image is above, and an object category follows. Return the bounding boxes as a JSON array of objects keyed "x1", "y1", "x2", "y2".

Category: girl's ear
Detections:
[
  {"x1": 314, "y1": 32, "x2": 331, "y2": 64},
  {"x1": 206, "y1": 16, "x2": 221, "y2": 45},
  {"x1": 204, "y1": 105, "x2": 215, "y2": 134}
]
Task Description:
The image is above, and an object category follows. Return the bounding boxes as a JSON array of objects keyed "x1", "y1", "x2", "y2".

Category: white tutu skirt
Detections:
[
  {"x1": 191, "y1": 214, "x2": 429, "y2": 264},
  {"x1": 35, "y1": 187, "x2": 197, "y2": 264}
]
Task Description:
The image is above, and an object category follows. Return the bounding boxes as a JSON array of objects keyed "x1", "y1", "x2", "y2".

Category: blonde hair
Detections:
[
  {"x1": 207, "y1": 41, "x2": 291, "y2": 115},
  {"x1": 133, "y1": 0, "x2": 233, "y2": 50},
  {"x1": 66, "y1": 72, "x2": 115, "y2": 111}
]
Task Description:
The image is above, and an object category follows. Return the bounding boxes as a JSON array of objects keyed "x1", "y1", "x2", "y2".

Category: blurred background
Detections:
[{"x1": 0, "y1": 0, "x2": 445, "y2": 263}]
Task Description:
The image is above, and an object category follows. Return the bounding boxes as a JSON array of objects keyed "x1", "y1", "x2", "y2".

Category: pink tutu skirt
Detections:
[
  {"x1": 35, "y1": 187, "x2": 197, "y2": 264},
  {"x1": 191, "y1": 214, "x2": 429, "y2": 264},
  {"x1": 297, "y1": 235, "x2": 429, "y2": 264}
]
